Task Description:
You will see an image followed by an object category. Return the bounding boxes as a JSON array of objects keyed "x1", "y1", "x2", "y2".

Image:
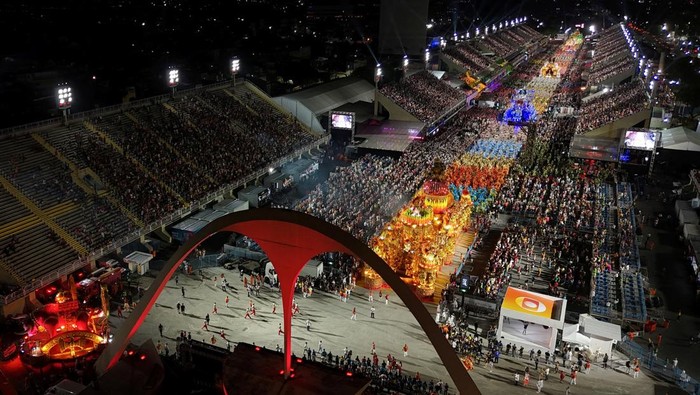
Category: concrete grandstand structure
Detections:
[{"x1": 0, "y1": 80, "x2": 329, "y2": 315}]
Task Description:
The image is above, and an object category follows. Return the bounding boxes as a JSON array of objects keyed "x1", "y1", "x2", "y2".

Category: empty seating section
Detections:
[
  {"x1": 75, "y1": 134, "x2": 179, "y2": 223},
  {"x1": 91, "y1": 114, "x2": 217, "y2": 202},
  {"x1": 379, "y1": 71, "x2": 463, "y2": 123},
  {"x1": 622, "y1": 272, "x2": 647, "y2": 322},
  {"x1": 0, "y1": 131, "x2": 136, "y2": 262},
  {"x1": 617, "y1": 182, "x2": 640, "y2": 271},
  {"x1": 0, "y1": 224, "x2": 78, "y2": 283},
  {"x1": 0, "y1": 188, "x2": 31, "y2": 228},
  {"x1": 590, "y1": 271, "x2": 618, "y2": 319},
  {"x1": 0, "y1": 135, "x2": 82, "y2": 209},
  {"x1": 41, "y1": 124, "x2": 92, "y2": 169}
]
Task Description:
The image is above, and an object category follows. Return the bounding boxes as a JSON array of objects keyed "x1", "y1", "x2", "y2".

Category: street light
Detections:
[
  {"x1": 57, "y1": 84, "x2": 72, "y2": 125},
  {"x1": 231, "y1": 57, "x2": 240, "y2": 87},
  {"x1": 168, "y1": 68, "x2": 179, "y2": 96}
]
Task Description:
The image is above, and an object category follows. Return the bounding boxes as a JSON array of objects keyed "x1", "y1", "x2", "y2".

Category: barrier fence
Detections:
[{"x1": 616, "y1": 336, "x2": 699, "y2": 394}]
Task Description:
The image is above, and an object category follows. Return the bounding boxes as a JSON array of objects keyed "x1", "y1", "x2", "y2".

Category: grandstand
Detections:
[
  {"x1": 584, "y1": 24, "x2": 637, "y2": 88},
  {"x1": 0, "y1": 80, "x2": 328, "y2": 310}
]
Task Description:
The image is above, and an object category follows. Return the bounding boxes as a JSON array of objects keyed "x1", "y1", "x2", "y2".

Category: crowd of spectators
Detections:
[
  {"x1": 442, "y1": 44, "x2": 492, "y2": 74},
  {"x1": 586, "y1": 26, "x2": 636, "y2": 85},
  {"x1": 379, "y1": 71, "x2": 464, "y2": 123},
  {"x1": 129, "y1": 88, "x2": 315, "y2": 188},
  {"x1": 575, "y1": 79, "x2": 648, "y2": 133},
  {"x1": 92, "y1": 115, "x2": 217, "y2": 202},
  {"x1": 76, "y1": 134, "x2": 180, "y2": 223},
  {"x1": 293, "y1": 123, "x2": 480, "y2": 243}
]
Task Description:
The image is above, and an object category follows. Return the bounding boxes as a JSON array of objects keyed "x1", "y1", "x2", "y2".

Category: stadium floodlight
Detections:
[
  {"x1": 231, "y1": 57, "x2": 240, "y2": 87},
  {"x1": 168, "y1": 69, "x2": 179, "y2": 88},
  {"x1": 588, "y1": 25, "x2": 596, "y2": 34},
  {"x1": 424, "y1": 48, "x2": 430, "y2": 69},
  {"x1": 485, "y1": 26, "x2": 489, "y2": 35},
  {"x1": 57, "y1": 85, "x2": 72, "y2": 110},
  {"x1": 57, "y1": 83, "x2": 72, "y2": 125},
  {"x1": 499, "y1": 22, "x2": 503, "y2": 29},
  {"x1": 403, "y1": 55, "x2": 409, "y2": 69},
  {"x1": 373, "y1": 63, "x2": 383, "y2": 116},
  {"x1": 168, "y1": 68, "x2": 179, "y2": 96}
]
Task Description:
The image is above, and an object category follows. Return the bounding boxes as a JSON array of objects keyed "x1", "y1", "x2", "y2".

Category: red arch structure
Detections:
[{"x1": 94, "y1": 209, "x2": 479, "y2": 394}]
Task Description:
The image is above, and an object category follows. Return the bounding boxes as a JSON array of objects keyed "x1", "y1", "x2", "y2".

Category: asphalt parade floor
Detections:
[{"x1": 108, "y1": 265, "x2": 683, "y2": 394}]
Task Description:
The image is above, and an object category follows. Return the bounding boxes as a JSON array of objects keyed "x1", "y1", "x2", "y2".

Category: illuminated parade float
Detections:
[
  {"x1": 368, "y1": 31, "x2": 583, "y2": 299},
  {"x1": 19, "y1": 270, "x2": 119, "y2": 366},
  {"x1": 371, "y1": 151, "x2": 516, "y2": 297}
]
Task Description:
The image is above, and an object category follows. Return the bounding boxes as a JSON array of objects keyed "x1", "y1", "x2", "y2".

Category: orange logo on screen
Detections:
[{"x1": 515, "y1": 296, "x2": 547, "y2": 313}]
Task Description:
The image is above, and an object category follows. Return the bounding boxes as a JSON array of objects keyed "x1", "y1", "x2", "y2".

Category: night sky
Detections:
[{"x1": 0, "y1": 0, "x2": 694, "y2": 128}]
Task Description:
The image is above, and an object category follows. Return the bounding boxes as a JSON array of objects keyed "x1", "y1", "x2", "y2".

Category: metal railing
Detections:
[
  {"x1": 616, "y1": 337, "x2": 699, "y2": 394},
  {"x1": 0, "y1": 134, "x2": 329, "y2": 306}
]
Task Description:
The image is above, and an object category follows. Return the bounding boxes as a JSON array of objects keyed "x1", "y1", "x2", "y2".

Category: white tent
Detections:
[
  {"x1": 676, "y1": 200, "x2": 693, "y2": 217},
  {"x1": 659, "y1": 127, "x2": 700, "y2": 152},
  {"x1": 679, "y1": 209, "x2": 700, "y2": 225},
  {"x1": 562, "y1": 323, "x2": 591, "y2": 347},
  {"x1": 685, "y1": 224, "x2": 700, "y2": 241},
  {"x1": 578, "y1": 313, "x2": 621, "y2": 355}
]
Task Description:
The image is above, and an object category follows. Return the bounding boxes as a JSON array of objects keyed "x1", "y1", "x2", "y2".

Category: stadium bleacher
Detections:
[{"x1": 0, "y1": 82, "x2": 324, "y2": 295}]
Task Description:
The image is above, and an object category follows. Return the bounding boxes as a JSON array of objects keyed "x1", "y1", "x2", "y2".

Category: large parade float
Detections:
[{"x1": 19, "y1": 270, "x2": 118, "y2": 368}]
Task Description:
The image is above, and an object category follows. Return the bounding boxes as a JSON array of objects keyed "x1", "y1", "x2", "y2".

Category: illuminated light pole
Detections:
[
  {"x1": 402, "y1": 55, "x2": 409, "y2": 79},
  {"x1": 57, "y1": 84, "x2": 72, "y2": 125},
  {"x1": 167, "y1": 68, "x2": 179, "y2": 96},
  {"x1": 231, "y1": 57, "x2": 240, "y2": 88},
  {"x1": 374, "y1": 63, "x2": 382, "y2": 116},
  {"x1": 424, "y1": 48, "x2": 430, "y2": 70}
]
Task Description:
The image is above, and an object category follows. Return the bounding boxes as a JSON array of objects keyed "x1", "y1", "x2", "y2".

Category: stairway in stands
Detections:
[
  {"x1": 0, "y1": 174, "x2": 87, "y2": 257},
  {"x1": 222, "y1": 88, "x2": 259, "y2": 116},
  {"x1": 432, "y1": 229, "x2": 477, "y2": 302},
  {"x1": 32, "y1": 129, "x2": 145, "y2": 228},
  {"x1": 0, "y1": 201, "x2": 79, "y2": 239},
  {"x1": 467, "y1": 229, "x2": 503, "y2": 278},
  {"x1": 83, "y1": 120, "x2": 189, "y2": 207}
]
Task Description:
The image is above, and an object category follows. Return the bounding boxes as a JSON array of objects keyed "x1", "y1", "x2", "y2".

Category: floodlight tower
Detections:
[
  {"x1": 57, "y1": 84, "x2": 72, "y2": 125},
  {"x1": 374, "y1": 63, "x2": 383, "y2": 116},
  {"x1": 231, "y1": 57, "x2": 240, "y2": 88},
  {"x1": 424, "y1": 48, "x2": 430, "y2": 70},
  {"x1": 168, "y1": 68, "x2": 179, "y2": 96},
  {"x1": 402, "y1": 55, "x2": 409, "y2": 79}
]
